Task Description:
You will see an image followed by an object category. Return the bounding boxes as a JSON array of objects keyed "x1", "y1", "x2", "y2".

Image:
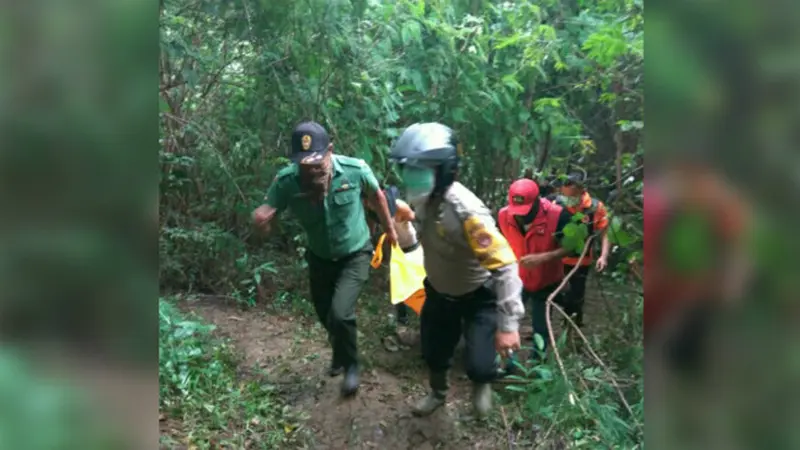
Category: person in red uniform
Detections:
[
  {"x1": 498, "y1": 179, "x2": 575, "y2": 367},
  {"x1": 555, "y1": 172, "x2": 611, "y2": 327}
]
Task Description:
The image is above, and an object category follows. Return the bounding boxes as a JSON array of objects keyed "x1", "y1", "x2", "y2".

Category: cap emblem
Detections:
[{"x1": 301, "y1": 135, "x2": 312, "y2": 151}]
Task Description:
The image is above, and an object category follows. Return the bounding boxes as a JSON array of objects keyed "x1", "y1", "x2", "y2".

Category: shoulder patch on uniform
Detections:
[
  {"x1": 464, "y1": 216, "x2": 493, "y2": 249},
  {"x1": 463, "y1": 215, "x2": 517, "y2": 270}
]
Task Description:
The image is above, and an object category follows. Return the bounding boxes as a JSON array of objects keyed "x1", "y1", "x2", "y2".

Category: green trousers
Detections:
[{"x1": 306, "y1": 249, "x2": 371, "y2": 369}]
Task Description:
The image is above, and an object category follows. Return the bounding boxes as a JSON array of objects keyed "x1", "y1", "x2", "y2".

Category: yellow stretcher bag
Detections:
[{"x1": 370, "y1": 233, "x2": 427, "y2": 315}]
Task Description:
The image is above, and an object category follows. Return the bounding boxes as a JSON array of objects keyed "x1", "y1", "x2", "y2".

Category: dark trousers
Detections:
[
  {"x1": 420, "y1": 279, "x2": 498, "y2": 384},
  {"x1": 395, "y1": 303, "x2": 409, "y2": 325},
  {"x1": 306, "y1": 250, "x2": 371, "y2": 369},
  {"x1": 563, "y1": 264, "x2": 591, "y2": 327},
  {"x1": 529, "y1": 284, "x2": 566, "y2": 361}
]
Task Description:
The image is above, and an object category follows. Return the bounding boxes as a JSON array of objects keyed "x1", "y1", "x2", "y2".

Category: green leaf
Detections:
[
  {"x1": 534, "y1": 334, "x2": 545, "y2": 351},
  {"x1": 533, "y1": 97, "x2": 561, "y2": 112},
  {"x1": 502, "y1": 74, "x2": 525, "y2": 92},
  {"x1": 396, "y1": 84, "x2": 416, "y2": 93},
  {"x1": 411, "y1": 0, "x2": 426, "y2": 17},
  {"x1": 401, "y1": 21, "x2": 422, "y2": 45},
  {"x1": 532, "y1": 366, "x2": 553, "y2": 380},
  {"x1": 409, "y1": 71, "x2": 426, "y2": 93},
  {"x1": 608, "y1": 217, "x2": 636, "y2": 247},
  {"x1": 494, "y1": 34, "x2": 523, "y2": 50},
  {"x1": 518, "y1": 110, "x2": 531, "y2": 122},
  {"x1": 504, "y1": 385, "x2": 527, "y2": 392}
]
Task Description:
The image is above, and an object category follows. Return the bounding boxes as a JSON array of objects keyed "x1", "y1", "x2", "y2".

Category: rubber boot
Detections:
[
  {"x1": 412, "y1": 371, "x2": 448, "y2": 417},
  {"x1": 341, "y1": 365, "x2": 360, "y2": 397},
  {"x1": 472, "y1": 382, "x2": 492, "y2": 418}
]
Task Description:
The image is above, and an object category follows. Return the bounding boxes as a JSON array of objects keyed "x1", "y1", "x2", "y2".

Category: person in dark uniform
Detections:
[{"x1": 252, "y1": 121, "x2": 398, "y2": 397}]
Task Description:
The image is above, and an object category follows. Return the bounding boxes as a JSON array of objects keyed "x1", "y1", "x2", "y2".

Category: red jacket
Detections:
[{"x1": 498, "y1": 199, "x2": 565, "y2": 292}]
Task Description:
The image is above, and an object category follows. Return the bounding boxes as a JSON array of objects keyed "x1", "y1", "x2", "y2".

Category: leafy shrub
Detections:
[{"x1": 159, "y1": 298, "x2": 304, "y2": 448}]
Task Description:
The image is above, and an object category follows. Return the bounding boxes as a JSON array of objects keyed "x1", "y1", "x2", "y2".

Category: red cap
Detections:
[{"x1": 507, "y1": 179, "x2": 540, "y2": 216}]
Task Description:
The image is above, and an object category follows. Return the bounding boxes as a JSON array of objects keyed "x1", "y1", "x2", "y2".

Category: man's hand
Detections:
[
  {"x1": 520, "y1": 253, "x2": 547, "y2": 268},
  {"x1": 385, "y1": 227, "x2": 399, "y2": 247},
  {"x1": 395, "y1": 200, "x2": 415, "y2": 223},
  {"x1": 596, "y1": 255, "x2": 608, "y2": 272},
  {"x1": 495, "y1": 330, "x2": 521, "y2": 358},
  {"x1": 252, "y1": 205, "x2": 275, "y2": 233}
]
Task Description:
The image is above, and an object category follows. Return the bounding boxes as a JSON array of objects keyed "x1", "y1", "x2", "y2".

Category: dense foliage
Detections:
[{"x1": 159, "y1": 0, "x2": 643, "y2": 293}]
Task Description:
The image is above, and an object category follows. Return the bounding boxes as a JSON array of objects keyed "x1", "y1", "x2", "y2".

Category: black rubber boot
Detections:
[
  {"x1": 341, "y1": 365, "x2": 360, "y2": 397},
  {"x1": 413, "y1": 371, "x2": 448, "y2": 416}
]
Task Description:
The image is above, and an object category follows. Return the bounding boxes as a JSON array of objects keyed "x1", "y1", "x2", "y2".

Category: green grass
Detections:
[{"x1": 158, "y1": 298, "x2": 306, "y2": 449}]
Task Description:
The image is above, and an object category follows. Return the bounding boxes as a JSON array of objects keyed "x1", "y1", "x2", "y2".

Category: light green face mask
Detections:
[
  {"x1": 561, "y1": 195, "x2": 581, "y2": 207},
  {"x1": 400, "y1": 165, "x2": 436, "y2": 203}
]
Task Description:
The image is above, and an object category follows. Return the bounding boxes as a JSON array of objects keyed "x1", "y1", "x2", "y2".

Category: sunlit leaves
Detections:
[
  {"x1": 494, "y1": 34, "x2": 524, "y2": 50},
  {"x1": 582, "y1": 26, "x2": 628, "y2": 67},
  {"x1": 533, "y1": 97, "x2": 562, "y2": 113},
  {"x1": 617, "y1": 120, "x2": 643, "y2": 132}
]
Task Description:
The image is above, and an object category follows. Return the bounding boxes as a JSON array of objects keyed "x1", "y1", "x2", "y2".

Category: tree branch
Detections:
[{"x1": 543, "y1": 234, "x2": 642, "y2": 431}]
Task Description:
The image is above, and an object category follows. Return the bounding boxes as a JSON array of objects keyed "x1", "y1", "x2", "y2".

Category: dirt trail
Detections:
[
  {"x1": 186, "y1": 299, "x2": 502, "y2": 450},
  {"x1": 179, "y1": 275, "x2": 624, "y2": 449}
]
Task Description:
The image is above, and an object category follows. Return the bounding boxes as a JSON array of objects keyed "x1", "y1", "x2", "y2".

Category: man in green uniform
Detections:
[{"x1": 252, "y1": 121, "x2": 397, "y2": 397}]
